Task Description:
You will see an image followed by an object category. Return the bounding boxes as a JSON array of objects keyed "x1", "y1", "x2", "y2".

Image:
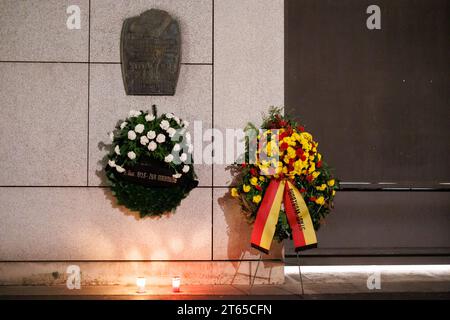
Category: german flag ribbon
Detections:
[{"x1": 250, "y1": 179, "x2": 317, "y2": 254}]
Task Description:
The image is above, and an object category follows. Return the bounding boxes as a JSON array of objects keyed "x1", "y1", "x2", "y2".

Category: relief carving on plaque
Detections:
[{"x1": 121, "y1": 9, "x2": 181, "y2": 96}]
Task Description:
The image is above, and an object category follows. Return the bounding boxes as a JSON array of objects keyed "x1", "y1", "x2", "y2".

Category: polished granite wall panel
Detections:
[
  {"x1": 214, "y1": 0, "x2": 284, "y2": 129},
  {"x1": 0, "y1": 187, "x2": 211, "y2": 260},
  {"x1": 0, "y1": 63, "x2": 88, "y2": 186},
  {"x1": 213, "y1": 0, "x2": 284, "y2": 186},
  {"x1": 284, "y1": 191, "x2": 450, "y2": 257},
  {"x1": 90, "y1": 0, "x2": 212, "y2": 63},
  {"x1": 0, "y1": 0, "x2": 89, "y2": 61},
  {"x1": 316, "y1": 191, "x2": 450, "y2": 249}
]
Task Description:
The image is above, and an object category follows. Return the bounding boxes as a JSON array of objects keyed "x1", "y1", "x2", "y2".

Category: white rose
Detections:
[
  {"x1": 147, "y1": 141, "x2": 157, "y2": 151},
  {"x1": 173, "y1": 173, "x2": 182, "y2": 179},
  {"x1": 185, "y1": 132, "x2": 191, "y2": 142},
  {"x1": 182, "y1": 165, "x2": 190, "y2": 173},
  {"x1": 120, "y1": 122, "x2": 127, "y2": 129},
  {"x1": 165, "y1": 113, "x2": 174, "y2": 119},
  {"x1": 108, "y1": 160, "x2": 116, "y2": 167},
  {"x1": 127, "y1": 151, "x2": 136, "y2": 160},
  {"x1": 145, "y1": 114, "x2": 155, "y2": 122},
  {"x1": 128, "y1": 130, "x2": 137, "y2": 140},
  {"x1": 147, "y1": 130, "x2": 156, "y2": 139},
  {"x1": 160, "y1": 120, "x2": 170, "y2": 130},
  {"x1": 164, "y1": 154, "x2": 174, "y2": 163},
  {"x1": 167, "y1": 127, "x2": 176, "y2": 138},
  {"x1": 129, "y1": 110, "x2": 141, "y2": 117},
  {"x1": 156, "y1": 133, "x2": 166, "y2": 143},
  {"x1": 187, "y1": 144, "x2": 194, "y2": 153},
  {"x1": 174, "y1": 116, "x2": 180, "y2": 125},
  {"x1": 108, "y1": 132, "x2": 114, "y2": 141},
  {"x1": 114, "y1": 145, "x2": 121, "y2": 155},
  {"x1": 182, "y1": 120, "x2": 189, "y2": 127},
  {"x1": 180, "y1": 153, "x2": 187, "y2": 162},
  {"x1": 135, "y1": 124, "x2": 145, "y2": 134},
  {"x1": 173, "y1": 143, "x2": 181, "y2": 152},
  {"x1": 115, "y1": 165, "x2": 125, "y2": 173},
  {"x1": 140, "y1": 136, "x2": 149, "y2": 145}
]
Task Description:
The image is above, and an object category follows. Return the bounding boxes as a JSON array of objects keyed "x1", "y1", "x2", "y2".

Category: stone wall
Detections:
[{"x1": 0, "y1": 0, "x2": 284, "y2": 284}]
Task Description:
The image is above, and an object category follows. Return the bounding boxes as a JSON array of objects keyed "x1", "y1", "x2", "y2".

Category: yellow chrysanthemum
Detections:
[
  {"x1": 243, "y1": 185, "x2": 251, "y2": 193},
  {"x1": 316, "y1": 184, "x2": 327, "y2": 191},
  {"x1": 259, "y1": 176, "x2": 265, "y2": 182},
  {"x1": 250, "y1": 177, "x2": 258, "y2": 186},
  {"x1": 327, "y1": 179, "x2": 335, "y2": 187},
  {"x1": 231, "y1": 188, "x2": 239, "y2": 197},
  {"x1": 332, "y1": 190, "x2": 336, "y2": 196},
  {"x1": 287, "y1": 147, "x2": 296, "y2": 159},
  {"x1": 300, "y1": 132, "x2": 313, "y2": 141}
]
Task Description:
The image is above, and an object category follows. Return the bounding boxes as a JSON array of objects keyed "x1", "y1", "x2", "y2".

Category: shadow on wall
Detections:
[
  {"x1": 96, "y1": 119, "x2": 123, "y2": 186},
  {"x1": 217, "y1": 189, "x2": 283, "y2": 261},
  {"x1": 218, "y1": 166, "x2": 283, "y2": 272},
  {"x1": 217, "y1": 188, "x2": 284, "y2": 285}
]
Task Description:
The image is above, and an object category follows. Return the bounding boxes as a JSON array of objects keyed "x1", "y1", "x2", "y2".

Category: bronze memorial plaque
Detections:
[{"x1": 121, "y1": 9, "x2": 181, "y2": 96}]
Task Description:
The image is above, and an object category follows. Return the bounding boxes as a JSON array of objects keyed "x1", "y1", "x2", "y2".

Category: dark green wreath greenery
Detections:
[{"x1": 105, "y1": 106, "x2": 197, "y2": 217}]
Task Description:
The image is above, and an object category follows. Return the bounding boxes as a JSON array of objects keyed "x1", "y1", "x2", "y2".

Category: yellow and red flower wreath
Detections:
[{"x1": 230, "y1": 107, "x2": 338, "y2": 253}]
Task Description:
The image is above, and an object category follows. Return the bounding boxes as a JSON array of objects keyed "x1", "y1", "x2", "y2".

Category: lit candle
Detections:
[
  {"x1": 172, "y1": 276, "x2": 181, "y2": 292},
  {"x1": 136, "y1": 277, "x2": 146, "y2": 293}
]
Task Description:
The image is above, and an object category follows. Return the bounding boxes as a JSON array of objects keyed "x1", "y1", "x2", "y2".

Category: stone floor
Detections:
[{"x1": 1, "y1": 265, "x2": 449, "y2": 299}]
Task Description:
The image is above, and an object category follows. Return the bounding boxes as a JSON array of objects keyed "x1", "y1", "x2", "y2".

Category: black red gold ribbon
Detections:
[{"x1": 250, "y1": 179, "x2": 317, "y2": 253}]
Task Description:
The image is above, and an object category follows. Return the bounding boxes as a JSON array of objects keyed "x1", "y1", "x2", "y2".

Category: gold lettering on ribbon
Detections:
[{"x1": 288, "y1": 187, "x2": 306, "y2": 231}]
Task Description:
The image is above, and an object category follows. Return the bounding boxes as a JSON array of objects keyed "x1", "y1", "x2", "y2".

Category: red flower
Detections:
[
  {"x1": 250, "y1": 168, "x2": 258, "y2": 176},
  {"x1": 309, "y1": 196, "x2": 317, "y2": 202},
  {"x1": 300, "y1": 154, "x2": 307, "y2": 161},
  {"x1": 300, "y1": 188, "x2": 306, "y2": 193},
  {"x1": 296, "y1": 148, "x2": 304, "y2": 157},
  {"x1": 297, "y1": 125, "x2": 305, "y2": 132},
  {"x1": 241, "y1": 163, "x2": 247, "y2": 168},
  {"x1": 279, "y1": 131, "x2": 288, "y2": 140},
  {"x1": 316, "y1": 160, "x2": 322, "y2": 168},
  {"x1": 306, "y1": 175, "x2": 313, "y2": 182},
  {"x1": 279, "y1": 120, "x2": 287, "y2": 127},
  {"x1": 255, "y1": 185, "x2": 262, "y2": 191},
  {"x1": 286, "y1": 126, "x2": 293, "y2": 135},
  {"x1": 280, "y1": 142, "x2": 289, "y2": 151}
]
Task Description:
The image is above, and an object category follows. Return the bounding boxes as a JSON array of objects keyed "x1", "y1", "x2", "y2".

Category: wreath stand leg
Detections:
[
  {"x1": 296, "y1": 251, "x2": 305, "y2": 296},
  {"x1": 249, "y1": 254, "x2": 262, "y2": 293},
  {"x1": 230, "y1": 252, "x2": 245, "y2": 285}
]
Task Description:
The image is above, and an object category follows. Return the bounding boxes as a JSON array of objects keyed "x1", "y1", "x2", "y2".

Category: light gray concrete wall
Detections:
[{"x1": 0, "y1": 0, "x2": 284, "y2": 272}]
